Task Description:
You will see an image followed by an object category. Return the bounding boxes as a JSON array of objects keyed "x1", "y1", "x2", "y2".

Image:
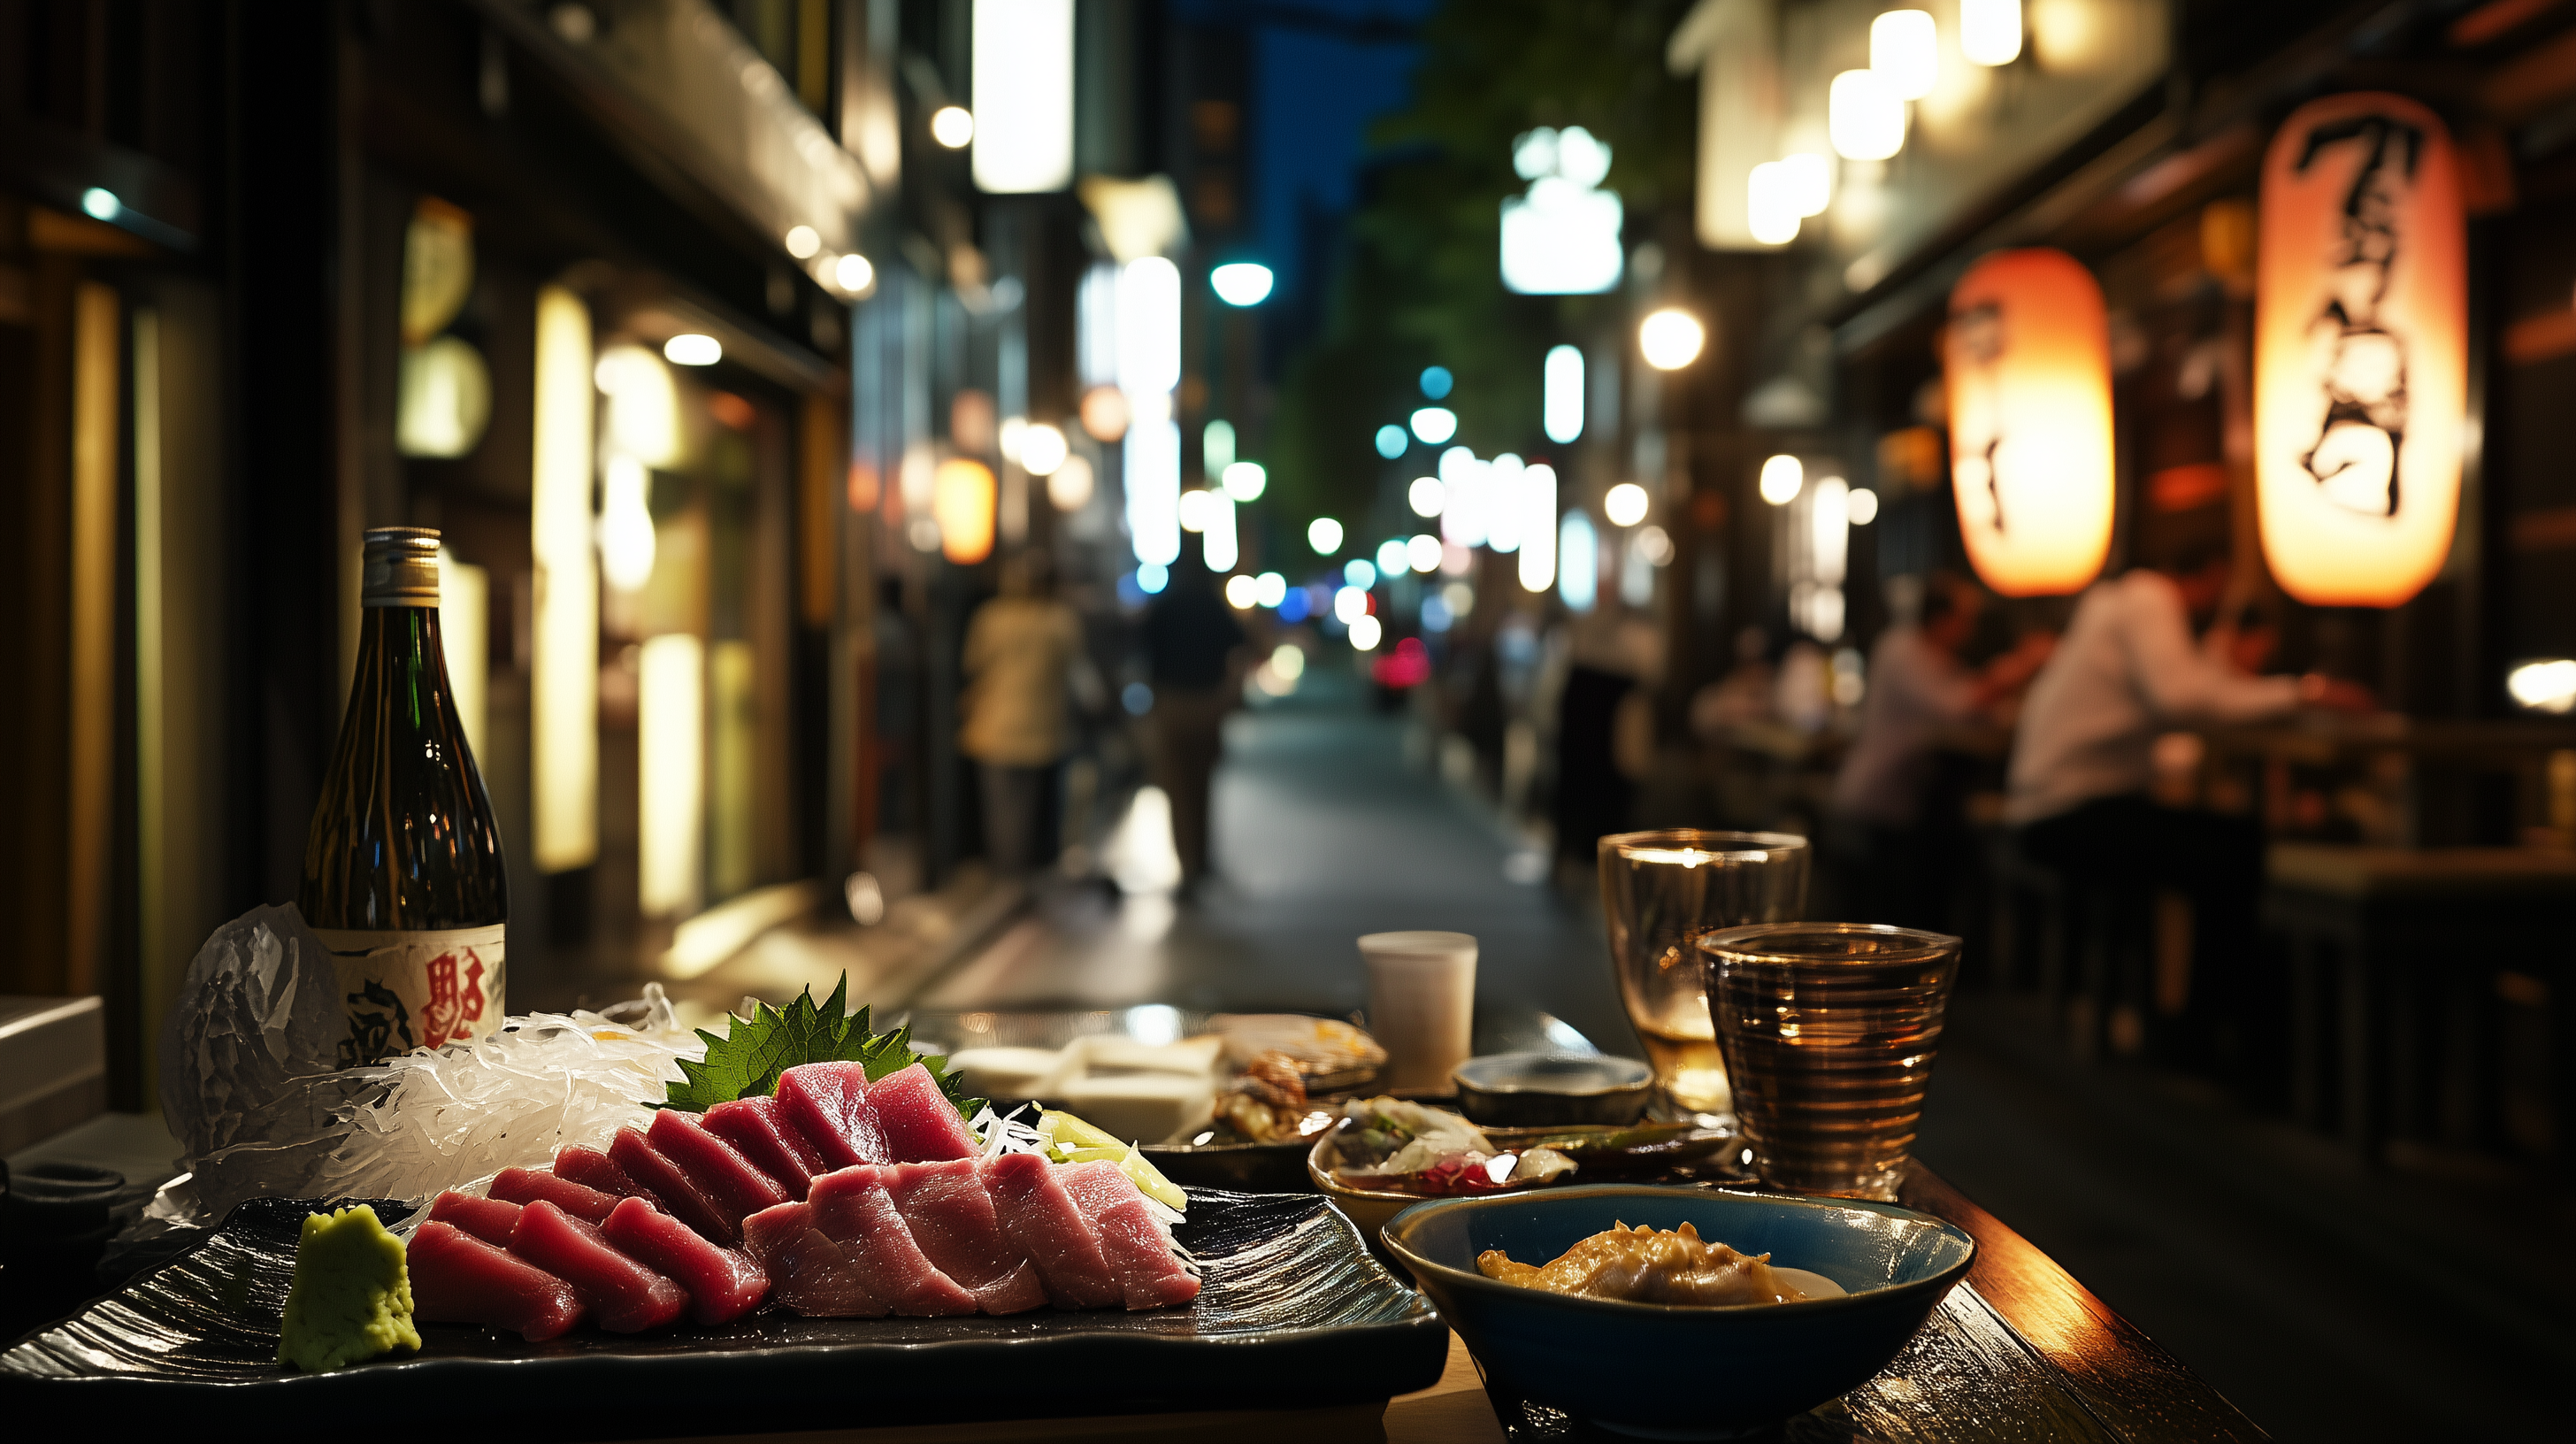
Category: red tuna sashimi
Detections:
[
  {"x1": 1059, "y1": 1161, "x2": 1200, "y2": 1311},
  {"x1": 410, "y1": 1220, "x2": 586, "y2": 1340},
  {"x1": 555, "y1": 1143, "x2": 643, "y2": 1199},
  {"x1": 704, "y1": 1095, "x2": 824, "y2": 1199},
  {"x1": 427, "y1": 1190, "x2": 523, "y2": 1248},
  {"x1": 981, "y1": 1152, "x2": 1123, "y2": 1310},
  {"x1": 806, "y1": 1166, "x2": 979, "y2": 1317},
  {"x1": 880, "y1": 1159, "x2": 1047, "y2": 1316},
  {"x1": 610, "y1": 1125, "x2": 739, "y2": 1244},
  {"x1": 601, "y1": 1195, "x2": 771, "y2": 1326},
  {"x1": 490, "y1": 1165, "x2": 620, "y2": 1225},
  {"x1": 509, "y1": 1199, "x2": 688, "y2": 1333},
  {"x1": 774, "y1": 1061, "x2": 891, "y2": 1169},
  {"x1": 869, "y1": 1063, "x2": 980, "y2": 1162},
  {"x1": 741, "y1": 1202, "x2": 888, "y2": 1317},
  {"x1": 648, "y1": 1108, "x2": 791, "y2": 1222}
]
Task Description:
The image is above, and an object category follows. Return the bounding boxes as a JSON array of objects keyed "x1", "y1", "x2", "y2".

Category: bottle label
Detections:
[{"x1": 308, "y1": 924, "x2": 506, "y2": 1065}]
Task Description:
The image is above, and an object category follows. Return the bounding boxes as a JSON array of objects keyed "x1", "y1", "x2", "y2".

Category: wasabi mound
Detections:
[{"x1": 278, "y1": 1204, "x2": 420, "y2": 1371}]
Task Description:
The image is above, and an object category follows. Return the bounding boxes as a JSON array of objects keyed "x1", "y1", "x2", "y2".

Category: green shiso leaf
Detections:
[{"x1": 661, "y1": 973, "x2": 985, "y2": 1120}]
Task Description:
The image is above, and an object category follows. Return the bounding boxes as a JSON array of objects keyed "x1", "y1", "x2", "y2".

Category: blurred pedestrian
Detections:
[
  {"x1": 1141, "y1": 556, "x2": 1247, "y2": 888},
  {"x1": 960, "y1": 553, "x2": 1095, "y2": 875},
  {"x1": 1828, "y1": 574, "x2": 2051, "y2": 928},
  {"x1": 1552, "y1": 600, "x2": 1663, "y2": 872}
]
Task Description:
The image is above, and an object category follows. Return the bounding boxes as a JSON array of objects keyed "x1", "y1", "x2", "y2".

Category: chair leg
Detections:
[
  {"x1": 2288, "y1": 933, "x2": 2327, "y2": 1131},
  {"x1": 2341, "y1": 943, "x2": 2384, "y2": 1164},
  {"x1": 2553, "y1": 968, "x2": 2576, "y2": 1173}
]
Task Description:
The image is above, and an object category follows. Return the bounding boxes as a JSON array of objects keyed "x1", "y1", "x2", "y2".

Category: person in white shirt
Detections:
[
  {"x1": 2005, "y1": 552, "x2": 2369, "y2": 1059},
  {"x1": 1830, "y1": 575, "x2": 2051, "y2": 928}
]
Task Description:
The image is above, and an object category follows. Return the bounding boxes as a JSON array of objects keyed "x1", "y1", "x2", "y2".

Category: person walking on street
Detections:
[
  {"x1": 960, "y1": 554, "x2": 1098, "y2": 876},
  {"x1": 1141, "y1": 557, "x2": 1247, "y2": 890}
]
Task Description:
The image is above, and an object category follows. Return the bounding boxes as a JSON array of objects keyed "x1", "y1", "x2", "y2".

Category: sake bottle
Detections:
[{"x1": 300, "y1": 526, "x2": 508, "y2": 1064}]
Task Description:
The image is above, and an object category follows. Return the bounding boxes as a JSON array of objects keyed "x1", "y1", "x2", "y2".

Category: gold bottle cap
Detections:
[{"x1": 362, "y1": 526, "x2": 442, "y2": 607}]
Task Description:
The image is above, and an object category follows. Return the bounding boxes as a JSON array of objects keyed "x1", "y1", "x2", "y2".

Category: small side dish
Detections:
[
  {"x1": 1476, "y1": 1220, "x2": 1818, "y2": 1307},
  {"x1": 1326, "y1": 1097, "x2": 1576, "y2": 1195}
]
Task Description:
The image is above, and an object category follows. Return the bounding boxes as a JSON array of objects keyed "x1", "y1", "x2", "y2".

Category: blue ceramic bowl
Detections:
[{"x1": 1382, "y1": 1185, "x2": 1975, "y2": 1434}]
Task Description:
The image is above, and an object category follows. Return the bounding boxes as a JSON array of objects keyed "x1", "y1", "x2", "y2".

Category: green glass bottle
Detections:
[{"x1": 299, "y1": 526, "x2": 508, "y2": 1064}]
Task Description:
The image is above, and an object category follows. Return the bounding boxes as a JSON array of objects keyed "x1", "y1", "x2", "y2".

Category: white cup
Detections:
[{"x1": 1358, "y1": 931, "x2": 1477, "y2": 1093}]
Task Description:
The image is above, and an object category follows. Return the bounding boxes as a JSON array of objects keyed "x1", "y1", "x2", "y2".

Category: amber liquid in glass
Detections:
[
  {"x1": 1636, "y1": 1025, "x2": 1732, "y2": 1118},
  {"x1": 301, "y1": 558, "x2": 508, "y2": 1064},
  {"x1": 1713, "y1": 949, "x2": 1955, "y2": 1200}
]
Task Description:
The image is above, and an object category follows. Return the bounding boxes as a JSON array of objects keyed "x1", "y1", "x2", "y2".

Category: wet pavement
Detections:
[{"x1": 915, "y1": 679, "x2": 1634, "y2": 1060}]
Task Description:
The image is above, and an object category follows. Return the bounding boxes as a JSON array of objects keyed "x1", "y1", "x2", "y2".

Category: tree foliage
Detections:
[{"x1": 1271, "y1": 0, "x2": 1697, "y2": 532}]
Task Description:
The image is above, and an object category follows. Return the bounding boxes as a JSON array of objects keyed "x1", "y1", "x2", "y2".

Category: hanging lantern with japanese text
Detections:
[
  {"x1": 2255, "y1": 92, "x2": 2465, "y2": 608},
  {"x1": 1943, "y1": 247, "x2": 2115, "y2": 596}
]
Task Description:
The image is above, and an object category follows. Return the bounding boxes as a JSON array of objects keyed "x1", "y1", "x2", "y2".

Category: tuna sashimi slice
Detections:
[
  {"x1": 880, "y1": 1160, "x2": 1047, "y2": 1316},
  {"x1": 426, "y1": 1190, "x2": 523, "y2": 1249},
  {"x1": 410, "y1": 1220, "x2": 585, "y2": 1340},
  {"x1": 610, "y1": 1125, "x2": 739, "y2": 1244},
  {"x1": 490, "y1": 1166, "x2": 620, "y2": 1225},
  {"x1": 648, "y1": 1108, "x2": 791, "y2": 1222},
  {"x1": 869, "y1": 1063, "x2": 980, "y2": 1162},
  {"x1": 806, "y1": 1166, "x2": 979, "y2": 1317},
  {"x1": 508, "y1": 1200, "x2": 688, "y2": 1333},
  {"x1": 741, "y1": 1202, "x2": 888, "y2": 1317},
  {"x1": 704, "y1": 1095, "x2": 824, "y2": 1199},
  {"x1": 555, "y1": 1144, "x2": 642, "y2": 1199},
  {"x1": 1059, "y1": 1162, "x2": 1200, "y2": 1311},
  {"x1": 775, "y1": 1062, "x2": 891, "y2": 1169},
  {"x1": 601, "y1": 1196, "x2": 771, "y2": 1326},
  {"x1": 981, "y1": 1152, "x2": 1123, "y2": 1310}
]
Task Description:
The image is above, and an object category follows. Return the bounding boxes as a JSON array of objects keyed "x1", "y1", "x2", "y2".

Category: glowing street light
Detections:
[
  {"x1": 1409, "y1": 406, "x2": 1458, "y2": 443},
  {"x1": 663, "y1": 334, "x2": 722, "y2": 366},
  {"x1": 969, "y1": 0, "x2": 1073, "y2": 192},
  {"x1": 1961, "y1": 0, "x2": 2023, "y2": 66},
  {"x1": 1871, "y1": 10, "x2": 1939, "y2": 101},
  {"x1": 1782, "y1": 152, "x2": 1833, "y2": 217},
  {"x1": 1375, "y1": 424, "x2": 1408, "y2": 458},
  {"x1": 1220, "y1": 461, "x2": 1266, "y2": 502},
  {"x1": 1210, "y1": 263, "x2": 1274, "y2": 306},
  {"x1": 1604, "y1": 482, "x2": 1650, "y2": 527},
  {"x1": 931, "y1": 105, "x2": 975, "y2": 148},
  {"x1": 1829, "y1": 69, "x2": 1905, "y2": 161},
  {"x1": 1543, "y1": 344, "x2": 1584, "y2": 443},
  {"x1": 1409, "y1": 476, "x2": 1445, "y2": 518},
  {"x1": 1019, "y1": 422, "x2": 1069, "y2": 476},
  {"x1": 1638, "y1": 309, "x2": 1705, "y2": 370},
  {"x1": 1747, "y1": 162, "x2": 1801, "y2": 246},
  {"x1": 1760, "y1": 454, "x2": 1804, "y2": 505},
  {"x1": 1307, "y1": 517, "x2": 1345, "y2": 554},
  {"x1": 1407, "y1": 534, "x2": 1442, "y2": 573},
  {"x1": 1375, "y1": 538, "x2": 1408, "y2": 575}
]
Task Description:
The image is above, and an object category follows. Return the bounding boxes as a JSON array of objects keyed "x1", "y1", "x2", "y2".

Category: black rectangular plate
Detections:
[{"x1": 0, "y1": 1188, "x2": 1445, "y2": 1437}]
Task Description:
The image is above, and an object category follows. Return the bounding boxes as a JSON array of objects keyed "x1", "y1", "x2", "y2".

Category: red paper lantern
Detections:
[
  {"x1": 1944, "y1": 248, "x2": 2115, "y2": 596},
  {"x1": 2255, "y1": 92, "x2": 2465, "y2": 608}
]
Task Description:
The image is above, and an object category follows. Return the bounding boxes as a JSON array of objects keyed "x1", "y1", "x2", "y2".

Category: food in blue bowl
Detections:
[{"x1": 1382, "y1": 1184, "x2": 1974, "y2": 1434}]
